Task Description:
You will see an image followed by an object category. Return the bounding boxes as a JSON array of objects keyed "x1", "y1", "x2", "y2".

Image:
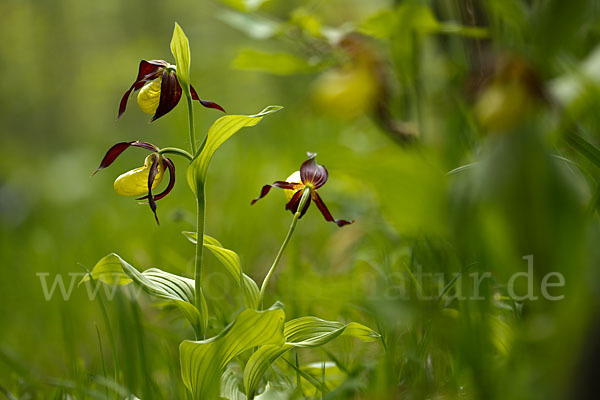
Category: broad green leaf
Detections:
[
  {"x1": 243, "y1": 316, "x2": 379, "y2": 399},
  {"x1": 283, "y1": 317, "x2": 380, "y2": 344},
  {"x1": 183, "y1": 231, "x2": 260, "y2": 309},
  {"x1": 187, "y1": 106, "x2": 282, "y2": 195},
  {"x1": 79, "y1": 254, "x2": 131, "y2": 285},
  {"x1": 233, "y1": 49, "x2": 322, "y2": 75},
  {"x1": 170, "y1": 22, "x2": 191, "y2": 91},
  {"x1": 82, "y1": 253, "x2": 208, "y2": 337},
  {"x1": 180, "y1": 308, "x2": 285, "y2": 399}
]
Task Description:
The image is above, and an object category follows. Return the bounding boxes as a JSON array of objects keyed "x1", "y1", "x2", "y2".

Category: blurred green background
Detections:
[{"x1": 2, "y1": 0, "x2": 600, "y2": 399}]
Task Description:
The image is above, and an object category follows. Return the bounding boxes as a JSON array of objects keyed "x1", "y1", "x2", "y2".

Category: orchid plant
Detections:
[{"x1": 83, "y1": 23, "x2": 379, "y2": 399}]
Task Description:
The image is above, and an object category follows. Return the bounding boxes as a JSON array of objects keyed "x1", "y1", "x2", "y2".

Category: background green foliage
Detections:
[{"x1": 1, "y1": 0, "x2": 600, "y2": 398}]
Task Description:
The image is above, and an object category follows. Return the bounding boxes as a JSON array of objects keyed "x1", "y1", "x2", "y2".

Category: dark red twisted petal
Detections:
[
  {"x1": 199, "y1": 99, "x2": 226, "y2": 113},
  {"x1": 300, "y1": 153, "x2": 328, "y2": 189},
  {"x1": 250, "y1": 181, "x2": 298, "y2": 205},
  {"x1": 285, "y1": 189, "x2": 311, "y2": 218},
  {"x1": 137, "y1": 157, "x2": 175, "y2": 202},
  {"x1": 152, "y1": 70, "x2": 182, "y2": 122},
  {"x1": 131, "y1": 141, "x2": 160, "y2": 152},
  {"x1": 147, "y1": 155, "x2": 160, "y2": 225},
  {"x1": 312, "y1": 191, "x2": 353, "y2": 227},
  {"x1": 92, "y1": 141, "x2": 159, "y2": 175},
  {"x1": 118, "y1": 60, "x2": 167, "y2": 119},
  {"x1": 190, "y1": 85, "x2": 226, "y2": 113}
]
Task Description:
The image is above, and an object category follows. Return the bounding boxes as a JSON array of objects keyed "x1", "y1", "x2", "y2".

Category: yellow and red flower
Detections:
[
  {"x1": 251, "y1": 153, "x2": 353, "y2": 227},
  {"x1": 94, "y1": 141, "x2": 175, "y2": 224},
  {"x1": 118, "y1": 60, "x2": 225, "y2": 121}
]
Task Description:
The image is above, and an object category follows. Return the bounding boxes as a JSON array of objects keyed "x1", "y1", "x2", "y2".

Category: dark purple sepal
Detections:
[
  {"x1": 118, "y1": 60, "x2": 168, "y2": 119},
  {"x1": 199, "y1": 99, "x2": 226, "y2": 113},
  {"x1": 300, "y1": 153, "x2": 328, "y2": 189},
  {"x1": 312, "y1": 191, "x2": 353, "y2": 227},
  {"x1": 93, "y1": 141, "x2": 159, "y2": 175},
  {"x1": 190, "y1": 85, "x2": 226, "y2": 113},
  {"x1": 251, "y1": 181, "x2": 298, "y2": 205},
  {"x1": 147, "y1": 155, "x2": 161, "y2": 225},
  {"x1": 152, "y1": 70, "x2": 182, "y2": 121},
  {"x1": 137, "y1": 157, "x2": 175, "y2": 202},
  {"x1": 285, "y1": 189, "x2": 311, "y2": 218}
]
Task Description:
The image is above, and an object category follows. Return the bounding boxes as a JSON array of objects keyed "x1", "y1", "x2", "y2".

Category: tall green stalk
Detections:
[
  {"x1": 186, "y1": 95, "x2": 196, "y2": 155},
  {"x1": 194, "y1": 183, "x2": 206, "y2": 314},
  {"x1": 185, "y1": 90, "x2": 206, "y2": 328},
  {"x1": 258, "y1": 188, "x2": 311, "y2": 309}
]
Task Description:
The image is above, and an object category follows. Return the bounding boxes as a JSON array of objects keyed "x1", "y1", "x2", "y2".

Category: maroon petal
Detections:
[
  {"x1": 250, "y1": 181, "x2": 298, "y2": 205},
  {"x1": 118, "y1": 60, "x2": 167, "y2": 119},
  {"x1": 147, "y1": 155, "x2": 160, "y2": 225},
  {"x1": 137, "y1": 157, "x2": 175, "y2": 201},
  {"x1": 199, "y1": 99, "x2": 226, "y2": 113},
  {"x1": 312, "y1": 191, "x2": 353, "y2": 227},
  {"x1": 190, "y1": 85, "x2": 226, "y2": 113},
  {"x1": 131, "y1": 141, "x2": 160, "y2": 152},
  {"x1": 152, "y1": 70, "x2": 182, "y2": 121},
  {"x1": 285, "y1": 189, "x2": 311, "y2": 218},
  {"x1": 93, "y1": 141, "x2": 159, "y2": 175},
  {"x1": 300, "y1": 153, "x2": 328, "y2": 189}
]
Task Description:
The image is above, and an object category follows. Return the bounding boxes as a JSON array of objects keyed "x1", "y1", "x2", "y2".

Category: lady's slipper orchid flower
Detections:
[
  {"x1": 94, "y1": 141, "x2": 176, "y2": 224},
  {"x1": 118, "y1": 60, "x2": 225, "y2": 121},
  {"x1": 251, "y1": 153, "x2": 353, "y2": 227}
]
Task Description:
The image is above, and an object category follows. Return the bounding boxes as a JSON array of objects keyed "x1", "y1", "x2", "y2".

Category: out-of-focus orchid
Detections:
[
  {"x1": 118, "y1": 60, "x2": 225, "y2": 121},
  {"x1": 251, "y1": 153, "x2": 353, "y2": 227},
  {"x1": 94, "y1": 141, "x2": 176, "y2": 224}
]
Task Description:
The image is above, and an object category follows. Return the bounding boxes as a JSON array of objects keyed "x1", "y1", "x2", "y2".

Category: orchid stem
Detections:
[
  {"x1": 187, "y1": 89, "x2": 206, "y2": 336},
  {"x1": 194, "y1": 183, "x2": 206, "y2": 319},
  {"x1": 158, "y1": 147, "x2": 192, "y2": 161},
  {"x1": 184, "y1": 87, "x2": 205, "y2": 335},
  {"x1": 186, "y1": 93, "x2": 196, "y2": 155},
  {"x1": 258, "y1": 188, "x2": 311, "y2": 309}
]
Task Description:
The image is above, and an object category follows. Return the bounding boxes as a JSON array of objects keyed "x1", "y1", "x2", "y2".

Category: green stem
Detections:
[
  {"x1": 258, "y1": 188, "x2": 311, "y2": 309},
  {"x1": 158, "y1": 147, "x2": 192, "y2": 161},
  {"x1": 194, "y1": 183, "x2": 206, "y2": 317},
  {"x1": 186, "y1": 94, "x2": 196, "y2": 155},
  {"x1": 182, "y1": 89, "x2": 205, "y2": 325}
]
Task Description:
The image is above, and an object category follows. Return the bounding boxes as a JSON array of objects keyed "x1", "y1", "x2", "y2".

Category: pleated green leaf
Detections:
[
  {"x1": 221, "y1": 368, "x2": 246, "y2": 400},
  {"x1": 183, "y1": 232, "x2": 260, "y2": 309},
  {"x1": 187, "y1": 106, "x2": 282, "y2": 195},
  {"x1": 81, "y1": 253, "x2": 208, "y2": 337},
  {"x1": 180, "y1": 308, "x2": 285, "y2": 400},
  {"x1": 243, "y1": 316, "x2": 380, "y2": 399},
  {"x1": 170, "y1": 22, "x2": 191, "y2": 91}
]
